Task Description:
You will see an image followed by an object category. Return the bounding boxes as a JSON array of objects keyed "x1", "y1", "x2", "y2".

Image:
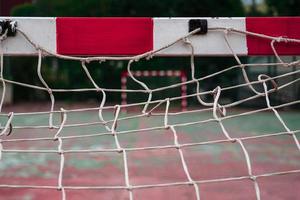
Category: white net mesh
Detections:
[{"x1": 0, "y1": 22, "x2": 299, "y2": 200}]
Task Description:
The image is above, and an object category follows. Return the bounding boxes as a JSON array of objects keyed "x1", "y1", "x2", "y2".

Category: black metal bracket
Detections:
[
  {"x1": 0, "y1": 20, "x2": 17, "y2": 37},
  {"x1": 188, "y1": 19, "x2": 207, "y2": 35}
]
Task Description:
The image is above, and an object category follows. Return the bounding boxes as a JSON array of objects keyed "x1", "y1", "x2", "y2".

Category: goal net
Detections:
[{"x1": 0, "y1": 17, "x2": 300, "y2": 200}]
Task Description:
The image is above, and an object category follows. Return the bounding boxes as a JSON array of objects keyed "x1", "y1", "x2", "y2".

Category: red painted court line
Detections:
[
  {"x1": 56, "y1": 17, "x2": 153, "y2": 56},
  {"x1": 246, "y1": 17, "x2": 300, "y2": 55}
]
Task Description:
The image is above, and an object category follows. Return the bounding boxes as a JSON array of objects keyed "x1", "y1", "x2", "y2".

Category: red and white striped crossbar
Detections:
[
  {"x1": 121, "y1": 70, "x2": 187, "y2": 111},
  {"x1": 1, "y1": 17, "x2": 300, "y2": 56}
]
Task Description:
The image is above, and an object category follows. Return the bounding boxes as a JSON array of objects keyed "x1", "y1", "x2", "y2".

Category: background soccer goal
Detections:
[
  {"x1": 121, "y1": 70, "x2": 187, "y2": 111},
  {"x1": 0, "y1": 17, "x2": 299, "y2": 200}
]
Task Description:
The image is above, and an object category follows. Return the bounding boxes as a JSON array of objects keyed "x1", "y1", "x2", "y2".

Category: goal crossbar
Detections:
[{"x1": 1, "y1": 17, "x2": 300, "y2": 56}]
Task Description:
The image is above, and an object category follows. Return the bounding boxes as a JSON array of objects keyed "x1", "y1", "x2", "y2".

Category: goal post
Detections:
[{"x1": 0, "y1": 16, "x2": 299, "y2": 200}]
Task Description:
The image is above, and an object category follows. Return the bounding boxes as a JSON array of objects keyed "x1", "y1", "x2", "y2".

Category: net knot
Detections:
[
  {"x1": 57, "y1": 186, "x2": 63, "y2": 191},
  {"x1": 275, "y1": 36, "x2": 288, "y2": 43},
  {"x1": 191, "y1": 79, "x2": 198, "y2": 84},
  {"x1": 188, "y1": 180, "x2": 197, "y2": 186},
  {"x1": 84, "y1": 58, "x2": 91, "y2": 64},
  {"x1": 34, "y1": 44, "x2": 41, "y2": 51},
  {"x1": 287, "y1": 60, "x2": 300, "y2": 67},
  {"x1": 127, "y1": 185, "x2": 133, "y2": 191},
  {"x1": 258, "y1": 74, "x2": 278, "y2": 93},
  {"x1": 183, "y1": 37, "x2": 191, "y2": 44},
  {"x1": 230, "y1": 138, "x2": 237, "y2": 143},
  {"x1": 250, "y1": 175, "x2": 257, "y2": 181},
  {"x1": 287, "y1": 132, "x2": 294, "y2": 136},
  {"x1": 224, "y1": 28, "x2": 234, "y2": 34},
  {"x1": 117, "y1": 148, "x2": 124, "y2": 154},
  {"x1": 134, "y1": 57, "x2": 140, "y2": 62},
  {"x1": 146, "y1": 52, "x2": 154, "y2": 60},
  {"x1": 240, "y1": 64, "x2": 246, "y2": 68}
]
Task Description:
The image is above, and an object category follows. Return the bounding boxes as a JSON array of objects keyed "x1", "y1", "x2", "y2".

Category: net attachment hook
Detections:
[
  {"x1": 0, "y1": 20, "x2": 17, "y2": 37},
  {"x1": 188, "y1": 19, "x2": 208, "y2": 35}
]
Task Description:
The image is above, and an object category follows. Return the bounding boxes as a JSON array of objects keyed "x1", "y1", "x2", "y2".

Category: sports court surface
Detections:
[{"x1": 0, "y1": 103, "x2": 299, "y2": 200}]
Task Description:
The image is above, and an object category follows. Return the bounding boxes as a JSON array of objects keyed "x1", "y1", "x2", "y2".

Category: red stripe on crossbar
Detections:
[
  {"x1": 56, "y1": 17, "x2": 153, "y2": 56},
  {"x1": 246, "y1": 17, "x2": 300, "y2": 55}
]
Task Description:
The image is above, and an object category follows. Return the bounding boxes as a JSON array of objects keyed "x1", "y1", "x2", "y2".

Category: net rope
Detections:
[{"x1": 0, "y1": 25, "x2": 299, "y2": 200}]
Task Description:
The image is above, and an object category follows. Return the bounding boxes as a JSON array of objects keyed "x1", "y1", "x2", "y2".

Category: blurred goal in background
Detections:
[
  {"x1": 121, "y1": 70, "x2": 187, "y2": 111},
  {"x1": 0, "y1": 17, "x2": 300, "y2": 200}
]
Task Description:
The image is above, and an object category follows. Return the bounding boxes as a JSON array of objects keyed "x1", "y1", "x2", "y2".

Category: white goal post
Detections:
[{"x1": 0, "y1": 17, "x2": 299, "y2": 200}]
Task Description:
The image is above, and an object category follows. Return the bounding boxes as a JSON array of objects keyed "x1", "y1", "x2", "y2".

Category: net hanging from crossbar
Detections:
[{"x1": 0, "y1": 22, "x2": 299, "y2": 200}]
